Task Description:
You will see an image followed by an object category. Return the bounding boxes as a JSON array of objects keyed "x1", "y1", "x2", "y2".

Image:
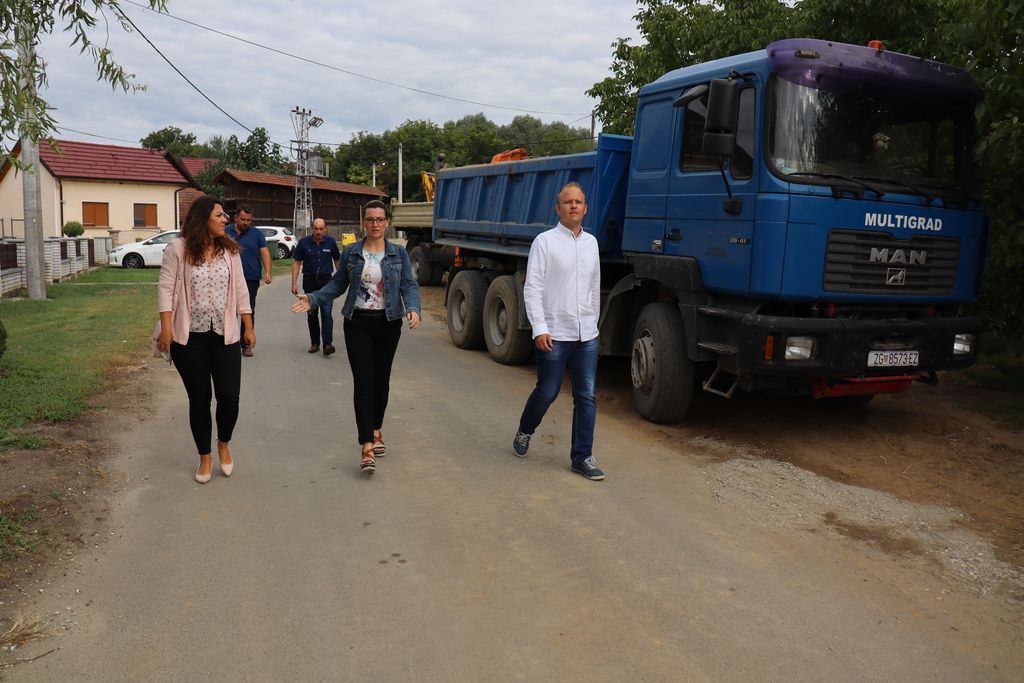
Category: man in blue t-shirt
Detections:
[
  {"x1": 225, "y1": 205, "x2": 272, "y2": 357},
  {"x1": 290, "y1": 218, "x2": 341, "y2": 355}
]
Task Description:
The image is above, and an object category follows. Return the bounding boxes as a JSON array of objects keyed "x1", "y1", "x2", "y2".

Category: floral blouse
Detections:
[{"x1": 188, "y1": 253, "x2": 230, "y2": 334}]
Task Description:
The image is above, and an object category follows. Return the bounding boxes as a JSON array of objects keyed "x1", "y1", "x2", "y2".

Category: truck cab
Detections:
[{"x1": 611, "y1": 38, "x2": 985, "y2": 418}]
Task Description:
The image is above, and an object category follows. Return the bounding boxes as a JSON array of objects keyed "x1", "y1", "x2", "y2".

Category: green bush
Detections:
[{"x1": 62, "y1": 220, "x2": 84, "y2": 237}]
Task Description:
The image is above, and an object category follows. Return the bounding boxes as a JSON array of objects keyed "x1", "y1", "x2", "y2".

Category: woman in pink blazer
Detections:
[{"x1": 156, "y1": 195, "x2": 255, "y2": 483}]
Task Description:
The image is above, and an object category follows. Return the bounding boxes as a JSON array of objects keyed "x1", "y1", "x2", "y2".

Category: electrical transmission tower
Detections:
[{"x1": 291, "y1": 106, "x2": 323, "y2": 233}]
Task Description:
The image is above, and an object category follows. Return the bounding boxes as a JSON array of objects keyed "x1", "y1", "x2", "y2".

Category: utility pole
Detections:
[
  {"x1": 591, "y1": 110, "x2": 597, "y2": 148},
  {"x1": 397, "y1": 143, "x2": 404, "y2": 204},
  {"x1": 290, "y1": 106, "x2": 323, "y2": 233},
  {"x1": 16, "y1": 9, "x2": 47, "y2": 300}
]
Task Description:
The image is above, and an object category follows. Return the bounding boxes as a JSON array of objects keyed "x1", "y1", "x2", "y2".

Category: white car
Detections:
[
  {"x1": 109, "y1": 230, "x2": 180, "y2": 268},
  {"x1": 258, "y1": 226, "x2": 298, "y2": 259}
]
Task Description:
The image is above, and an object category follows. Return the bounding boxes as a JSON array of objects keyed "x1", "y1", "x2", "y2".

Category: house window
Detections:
[
  {"x1": 82, "y1": 202, "x2": 109, "y2": 227},
  {"x1": 134, "y1": 203, "x2": 158, "y2": 228}
]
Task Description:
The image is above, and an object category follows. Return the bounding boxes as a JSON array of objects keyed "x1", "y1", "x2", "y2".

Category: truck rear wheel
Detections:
[
  {"x1": 631, "y1": 302, "x2": 693, "y2": 423},
  {"x1": 483, "y1": 275, "x2": 532, "y2": 365},
  {"x1": 410, "y1": 246, "x2": 435, "y2": 286},
  {"x1": 447, "y1": 270, "x2": 486, "y2": 349}
]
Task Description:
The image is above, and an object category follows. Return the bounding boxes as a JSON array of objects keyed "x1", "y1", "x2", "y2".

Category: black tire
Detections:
[
  {"x1": 429, "y1": 262, "x2": 444, "y2": 286},
  {"x1": 447, "y1": 270, "x2": 487, "y2": 349},
  {"x1": 483, "y1": 275, "x2": 532, "y2": 365},
  {"x1": 276, "y1": 244, "x2": 289, "y2": 260},
  {"x1": 630, "y1": 302, "x2": 694, "y2": 423},
  {"x1": 410, "y1": 246, "x2": 434, "y2": 286},
  {"x1": 123, "y1": 253, "x2": 144, "y2": 269}
]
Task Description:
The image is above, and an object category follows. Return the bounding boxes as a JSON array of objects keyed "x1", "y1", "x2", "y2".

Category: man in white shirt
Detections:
[{"x1": 512, "y1": 182, "x2": 605, "y2": 481}]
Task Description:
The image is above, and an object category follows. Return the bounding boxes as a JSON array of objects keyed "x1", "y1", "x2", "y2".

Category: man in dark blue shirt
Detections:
[
  {"x1": 225, "y1": 206, "x2": 271, "y2": 357},
  {"x1": 290, "y1": 217, "x2": 341, "y2": 355}
]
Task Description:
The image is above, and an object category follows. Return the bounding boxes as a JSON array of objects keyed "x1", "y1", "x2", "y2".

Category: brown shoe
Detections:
[
  {"x1": 360, "y1": 450, "x2": 376, "y2": 474},
  {"x1": 308, "y1": 344, "x2": 319, "y2": 353},
  {"x1": 242, "y1": 347, "x2": 254, "y2": 357},
  {"x1": 372, "y1": 432, "x2": 385, "y2": 456},
  {"x1": 323, "y1": 344, "x2": 336, "y2": 356}
]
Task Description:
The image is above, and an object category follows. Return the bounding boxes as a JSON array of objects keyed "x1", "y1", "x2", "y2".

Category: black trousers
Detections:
[
  {"x1": 170, "y1": 331, "x2": 241, "y2": 455},
  {"x1": 343, "y1": 311, "x2": 402, "y2": 445}
]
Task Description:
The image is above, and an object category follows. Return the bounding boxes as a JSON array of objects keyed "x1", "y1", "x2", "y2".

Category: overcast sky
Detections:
[{"x1": 38, "y1": 0, "x2": 642, "y2": 156}]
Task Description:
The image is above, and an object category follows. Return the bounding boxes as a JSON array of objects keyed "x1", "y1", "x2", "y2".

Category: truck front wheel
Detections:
[
  {"x1": 483, "y1": 275, "x2": 532, "y2": 365},
  {"x1": 631, "y1": 302, "x2": 694, "y2": 423},
  {"x1": 447, "y1": 270, "x2": 486, "y2": 349}
]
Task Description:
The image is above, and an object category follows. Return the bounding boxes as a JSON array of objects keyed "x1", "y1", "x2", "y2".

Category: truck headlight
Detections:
[
  {"x1": 785, "y1": 336, "x2": 816, "y2": 360},
  {"x1": 953, "y1": 333, "x2": 975, "y2": 356}
]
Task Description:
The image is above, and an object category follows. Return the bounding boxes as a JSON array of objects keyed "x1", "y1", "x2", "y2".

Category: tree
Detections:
[
  {"x1": 191, "y1": 127, "x2": 287, "y2": 195},
  {"x1": 1, "y1": 0, "x2": 166, "y2": 162},
  {"x1": 140, "y1": 126, "x2": 198, "y2": 157}
]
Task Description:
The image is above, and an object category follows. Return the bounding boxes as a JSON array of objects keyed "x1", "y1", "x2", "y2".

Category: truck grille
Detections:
[{"x1": 824, "y1": 229, "x2": 959, "y2": 295}]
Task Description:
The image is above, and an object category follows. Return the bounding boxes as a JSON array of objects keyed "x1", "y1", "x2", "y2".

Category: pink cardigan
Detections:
[{"x1": 157, "y1": 238, "x2": 252, "y2": 345}]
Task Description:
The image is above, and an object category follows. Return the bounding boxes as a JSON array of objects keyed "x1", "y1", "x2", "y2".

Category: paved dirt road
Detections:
[{"x1": 7, "y1": 282, "x2": 1023, "y2": 681}]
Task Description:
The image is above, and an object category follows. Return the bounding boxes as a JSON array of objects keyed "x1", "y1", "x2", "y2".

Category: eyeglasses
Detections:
[{"x1": 363, "y1": 217, "x2": 387, "y2": 224}]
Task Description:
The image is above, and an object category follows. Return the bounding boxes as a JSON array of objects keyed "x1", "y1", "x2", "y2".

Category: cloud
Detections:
[{"x1": 37, "y1": 0, "x2": 640, "y2": 152}]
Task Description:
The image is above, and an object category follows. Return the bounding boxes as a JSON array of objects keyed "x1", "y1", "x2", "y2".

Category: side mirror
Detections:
[{"x1": 702, "y1": 78, "x2": 740, "y2": 157}]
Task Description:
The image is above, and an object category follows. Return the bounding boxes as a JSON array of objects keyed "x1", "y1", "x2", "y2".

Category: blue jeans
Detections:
[
  {"x1": 303, "y1": 276, "x2": 334, "y2": 346},
  {"x1": 517, "y1": 337, "x2": 599, "y2": 465}
]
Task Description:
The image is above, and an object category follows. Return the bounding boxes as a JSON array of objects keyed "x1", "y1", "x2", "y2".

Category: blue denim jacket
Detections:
[{"x1": 305, "y1": 239, "x2": 420, "y2": 322}]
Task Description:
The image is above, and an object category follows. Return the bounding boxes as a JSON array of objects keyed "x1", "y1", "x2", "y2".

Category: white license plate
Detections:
[{"x1": 867, "y1": 350, "x2": 919, "y2": 368}]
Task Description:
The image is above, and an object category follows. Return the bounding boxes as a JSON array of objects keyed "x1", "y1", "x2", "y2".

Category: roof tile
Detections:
[{"x1": 39, "y1": 140, "x2": 189, "y2": 185}]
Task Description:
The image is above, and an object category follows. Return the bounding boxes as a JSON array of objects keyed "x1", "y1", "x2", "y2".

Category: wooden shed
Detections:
[{"x1": 212, "y1": 168, "x2": 386, "y2": 228}]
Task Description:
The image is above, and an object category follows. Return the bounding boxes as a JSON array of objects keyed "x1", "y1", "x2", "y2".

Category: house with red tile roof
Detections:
[{"x1": 0, "y1": 140, "x2": 196, "y2": 243}]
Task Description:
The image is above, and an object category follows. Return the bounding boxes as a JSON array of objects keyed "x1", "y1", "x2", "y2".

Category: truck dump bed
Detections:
[{"x1": 432, "y1": 134, "x2": 632, "y2": 258}]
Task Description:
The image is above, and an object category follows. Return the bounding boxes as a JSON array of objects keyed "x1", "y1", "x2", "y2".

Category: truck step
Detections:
[
  {"x1": 697, "y1": 306, "x2": 747, "y2": 320},
  {"x1": 702, "y1": 364, "x2": 740, "y2": 399},
  {"x1": 697, "y1": 341, "x2": 737, "y2": 356}
]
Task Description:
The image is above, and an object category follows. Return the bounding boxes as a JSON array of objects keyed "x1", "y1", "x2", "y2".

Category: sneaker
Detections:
[
  {"x1": 512, "y1": 431, "x2": 531, "y2": 457},
  {"x1": 571, "y1": 457, "x2": 605, "y2": 481}
]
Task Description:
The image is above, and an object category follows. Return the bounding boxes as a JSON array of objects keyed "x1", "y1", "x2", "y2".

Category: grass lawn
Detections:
[{"x1": 0, "y1": 267, "x2": 158, "y2": 448}]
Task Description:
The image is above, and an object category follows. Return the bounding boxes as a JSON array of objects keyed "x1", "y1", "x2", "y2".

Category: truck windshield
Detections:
[{"x1": 767, "y1": 76, "x2": 978, "y2": 198}]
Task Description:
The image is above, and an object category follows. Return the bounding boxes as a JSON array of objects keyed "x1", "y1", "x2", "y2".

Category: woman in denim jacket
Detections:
[{"x1": 291, "y1": 200, "x2": 421, "y2": 473}]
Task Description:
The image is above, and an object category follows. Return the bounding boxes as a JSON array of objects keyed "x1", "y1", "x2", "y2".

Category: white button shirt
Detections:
[{"x1": 523, "y1": 222, "x2": 601, "y2": 342}]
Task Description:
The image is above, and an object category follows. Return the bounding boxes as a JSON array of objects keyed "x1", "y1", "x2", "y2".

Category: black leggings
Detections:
[
  {"x1": 343, "y1": 311, "x2": 402, "y2": 445},
  {"x1": 170, "y1": 331, "x2": 241, "y2": 455}
]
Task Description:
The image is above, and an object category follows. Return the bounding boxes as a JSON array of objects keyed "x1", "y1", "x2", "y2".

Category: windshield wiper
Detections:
[
  {"x1": 786, "y1": 172, "x2": 886, "y2": 199},
  {"x1": 851, "y1": 176, "x2": 933, "y2": 203}
]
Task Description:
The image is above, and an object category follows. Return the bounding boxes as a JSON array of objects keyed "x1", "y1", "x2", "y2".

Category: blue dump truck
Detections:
[{"x1": 422, "y1": 38, "x2": 986, "y2": 423}]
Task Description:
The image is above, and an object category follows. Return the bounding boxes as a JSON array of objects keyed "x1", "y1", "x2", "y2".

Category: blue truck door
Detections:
[
  {"x1": 621, "y1": 94, "x2": 673, "y2": 253},
  {"x1": 665, "y1": 85, "x2": 757, "y2": 295}
]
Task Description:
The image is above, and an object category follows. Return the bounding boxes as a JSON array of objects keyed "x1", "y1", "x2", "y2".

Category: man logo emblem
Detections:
[{"x1": 886, "y1": 268, "x2": 907, "y2": 286}]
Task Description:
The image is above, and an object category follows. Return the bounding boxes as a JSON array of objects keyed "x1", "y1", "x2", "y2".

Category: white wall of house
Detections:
[
  {"x1": 0, "y1": 163, "x2": 60, "y2": 238},
  {"x1": 0, "y1": 165, "x2": 182, "y2": 243},
  {"x1": 61, "y1": 180, "x2": 180, "y2": 234}
]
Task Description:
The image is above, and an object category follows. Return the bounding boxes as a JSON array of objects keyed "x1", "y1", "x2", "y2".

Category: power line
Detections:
[
  {"x1": 114, "y1": 6, "x2": 292, "y2": 153},
  {"x1": 123, "y1": 0, "x2": 590, "y2": 118},
  {"x1": 56, "y1": 126, "x2": 139, "y2": 144}
]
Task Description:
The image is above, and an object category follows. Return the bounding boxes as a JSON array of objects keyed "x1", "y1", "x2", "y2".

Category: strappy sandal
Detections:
[
  {"x1": 372, "y1": 432, "x2": 385, "y2": 456},
  {"x1": 360, "y1": 450, "x2": 376, "y2": 474}
]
